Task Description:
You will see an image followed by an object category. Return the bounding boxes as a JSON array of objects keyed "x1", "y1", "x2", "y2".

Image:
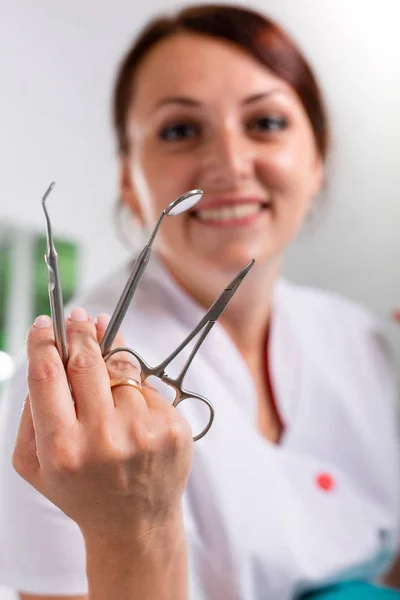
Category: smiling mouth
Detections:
[{"x1": 190, "y1": 201, "x2": 270, "y2": 223}]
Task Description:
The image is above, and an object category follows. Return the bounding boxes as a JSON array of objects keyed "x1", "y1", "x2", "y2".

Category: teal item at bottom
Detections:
[{"x1": 301, "y1": 581, "x2": 400, "y2": 599}]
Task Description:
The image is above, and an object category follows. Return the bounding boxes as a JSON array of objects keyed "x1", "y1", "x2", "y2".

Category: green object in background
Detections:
[
  {"x1": 0, "y1": 227, "x2": 78, "y2": 357},
  {"x1": 301, "y1": 581, "x2": 400, "y2": 599},
  {"x1": 33, "y1": 235, "x2": 78, "y2": 319}
]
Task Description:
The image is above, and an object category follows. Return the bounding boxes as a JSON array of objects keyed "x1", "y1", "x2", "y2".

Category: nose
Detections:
[{"x1": 199, "y1": 126, "x2": 255, "y2": 191}]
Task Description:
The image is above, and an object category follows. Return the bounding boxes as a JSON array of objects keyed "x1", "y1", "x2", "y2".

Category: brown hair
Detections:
[{"x1": 113, "y1": 4, "x2": 329, "y2": 160}]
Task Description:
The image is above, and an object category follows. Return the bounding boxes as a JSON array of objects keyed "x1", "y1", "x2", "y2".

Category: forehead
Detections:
[{"x1": 130, "y1": 32, "x2": 293, "y2": 112}]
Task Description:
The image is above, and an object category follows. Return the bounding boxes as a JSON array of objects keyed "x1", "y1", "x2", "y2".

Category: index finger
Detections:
[{"x1": 27, "y1": 315, "x2": 76, "y2": 441}]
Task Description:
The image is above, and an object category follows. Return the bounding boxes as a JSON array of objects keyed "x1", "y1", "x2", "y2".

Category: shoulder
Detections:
[
  {"x1": 277, "y1": 278, "x2": 386, "y2": 341},
  {"x1": 276, "y1": 279, "x2": 395, "y2": 393}
]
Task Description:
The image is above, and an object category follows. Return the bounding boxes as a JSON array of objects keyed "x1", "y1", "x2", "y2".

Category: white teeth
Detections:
[{"x1": 197, "y1": 203, "x2": 264, "y2": 222}]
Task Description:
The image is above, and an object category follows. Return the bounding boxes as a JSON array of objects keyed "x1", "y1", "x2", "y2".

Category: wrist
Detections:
[
  {"x1": 83, "y1": 507, "x2": 186, "y2": 561},
  {"x1": 83, "y1": 512, "x2": 188, "y2": 600}
]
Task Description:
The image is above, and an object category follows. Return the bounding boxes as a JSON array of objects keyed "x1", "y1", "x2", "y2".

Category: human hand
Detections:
[{"x1": 12, "y1": 308, "x2": 194, "y2": 544}]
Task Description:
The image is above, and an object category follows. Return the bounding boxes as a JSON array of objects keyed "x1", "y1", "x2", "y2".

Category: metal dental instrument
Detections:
[
  {"x1": 104, "y1": 259, "x2": 255, "y2": 441},
  {"x1": 41, "y1": 182, "x2": 255, "y2": 440},
  {"x1": 42, "y1": 182, "x2": 69, "y2": 367},
  {"x1": 100, "y1": 189, "x2": 203, "y2": 357}
]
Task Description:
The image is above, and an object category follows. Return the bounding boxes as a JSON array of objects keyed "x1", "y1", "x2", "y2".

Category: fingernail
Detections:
[
  {"x1": 70, "y1": 307, "x2": 88, "y2": 322},
  {"x1": 95, "y1": 313, "x2": 111, "y2": 328},
  {"x1": 34, "y1": 315, "x2": 52, "y2": 328}
]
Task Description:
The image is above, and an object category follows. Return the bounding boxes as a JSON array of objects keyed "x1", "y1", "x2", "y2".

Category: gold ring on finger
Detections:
[{"x1": 109, "y1": 377, "x2": 142, "y2": 391}]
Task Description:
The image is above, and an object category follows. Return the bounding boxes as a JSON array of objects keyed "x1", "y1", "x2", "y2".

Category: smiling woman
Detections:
[
  {"x1": 115, "y1": 7, "x2": 327, "y2": 287},
  {"x1": 0, "y1": 4, "x2": 399, "y2": 600}
]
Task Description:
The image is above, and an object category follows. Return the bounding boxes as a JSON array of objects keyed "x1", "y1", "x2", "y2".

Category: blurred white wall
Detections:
[{"x1": 0, "y1": 1, "x2": 399, "y2": 597}]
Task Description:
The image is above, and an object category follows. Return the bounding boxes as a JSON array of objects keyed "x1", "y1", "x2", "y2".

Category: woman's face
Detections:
[{"x1": 121, "y1": 33, "x2": 323, "y2": 276}]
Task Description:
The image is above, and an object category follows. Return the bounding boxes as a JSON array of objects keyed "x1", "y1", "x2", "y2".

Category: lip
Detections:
[
  {"x1": 189, "y1": 197, "x2": 270, "y2": 229},
  {"x1": 191, "y1": 195, "x2": 270, "y2": 212},
  {"x1": 192, "y1": 212, "x2": 267, "y2": 229}
]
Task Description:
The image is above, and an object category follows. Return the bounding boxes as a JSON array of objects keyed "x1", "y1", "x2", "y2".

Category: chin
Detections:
[
  {"x1": 201, "y1": 243, "x2": 272, "y2": 274},
  {"x1": 168, "y1": 238, "x2": 281, "y2": 279}
]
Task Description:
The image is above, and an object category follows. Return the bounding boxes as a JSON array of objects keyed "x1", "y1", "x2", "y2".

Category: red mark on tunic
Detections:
[{"x1": 316, "y1": 473, "x2": 335, "y2": 492}]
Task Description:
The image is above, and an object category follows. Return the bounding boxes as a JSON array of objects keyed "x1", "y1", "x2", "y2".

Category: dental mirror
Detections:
[{"x1": 165, "y1": 189, "x2": 203, "y2": 216}]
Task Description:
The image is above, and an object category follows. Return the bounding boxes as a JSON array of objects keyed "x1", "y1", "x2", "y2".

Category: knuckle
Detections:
[
  {"x1": 12, "y1": 444, "x2": 38, "y2": 480},
  {"x1": 47, "y1": 435, "x2": 82, "y2": 475},
  {"x1": 90, "y1": 420, "x2": 117, "y2": 452},
  {"x1": 165, "y1": 421, "x2": 184, "y2": 448},
  {"x1": 108, "y1": 359, "x2": 133, "y2": 376},
  {"x1": 129, "y1": 425, "x2": 157, "y2": 458},
  {"x1": 12, "y1": 446, "x2": 27, "y2": 477},
  {"x1": 89, "y1": 421, "x2": 135, "y2": 463},
  {"x1": 165, "y1": 420, "x2": 188, "y2": 449},
  {"x1": 67, "y1": 347, "x2": 98, "y2": 376},
  {"x1": 28, "y1": 358, "x2": 62, "y2": 383},
  {"x1": 129, "y1": 417, "x2": 191, "y2": 457},
  {"x1": 144, "y1": 429, "x2": 160, "y2": 455},
  {"x1": 107, "y1": 352, "x2": 140, "y2": 379},
  {"x1": 126, "y1": 421, "x2": 146, "y2": 447}
]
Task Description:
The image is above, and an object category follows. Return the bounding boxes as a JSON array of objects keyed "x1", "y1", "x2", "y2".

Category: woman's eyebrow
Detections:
[
  {"x1": 242, "y1": 90, "x2": 287, "y2": 104},
  {"x1": 154, "y1": 97, "x2": 201, "y2": 110},
  {"x1": 152, "y1": 89, "x2": 286, "y2": 112}
]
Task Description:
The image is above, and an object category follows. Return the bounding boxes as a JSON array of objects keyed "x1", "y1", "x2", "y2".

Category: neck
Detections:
[{"x1": 160, "y1": 253, "x2": 281, "y2": 360}]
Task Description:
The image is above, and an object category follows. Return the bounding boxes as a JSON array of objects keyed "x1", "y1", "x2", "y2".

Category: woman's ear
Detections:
[{"x1": 119, "y1": 155, "x2": 145, "y2": 225}]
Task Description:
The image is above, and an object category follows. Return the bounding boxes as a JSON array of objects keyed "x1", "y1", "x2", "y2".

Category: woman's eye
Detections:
[
  {"x1": 159, "y1": 122, "x2": 198, "y2": 141},
  {"x1": 248, "y1": 115, "x2": 288, "y2": 134}
]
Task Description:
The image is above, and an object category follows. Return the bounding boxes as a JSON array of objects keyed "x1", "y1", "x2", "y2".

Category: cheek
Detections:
[
  {"x1": 133, "y1": 144, "x2": 198, "y2": 221},
  {"x1": 259, "y1": 141, "x2": 316, "y2": 196},
  {"x1": 257, "y1": 138, "x2": 319, "y2": 242}
]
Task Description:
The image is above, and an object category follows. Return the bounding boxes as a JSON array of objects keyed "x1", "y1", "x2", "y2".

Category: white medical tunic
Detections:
[{"x1": 0, "y1": 256, "x2": 399, "y2": 599}]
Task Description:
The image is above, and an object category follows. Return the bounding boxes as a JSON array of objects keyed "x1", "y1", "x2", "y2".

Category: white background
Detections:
[{"x1": 0, "y1": 1, "x2": 399, "y2": 597}]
